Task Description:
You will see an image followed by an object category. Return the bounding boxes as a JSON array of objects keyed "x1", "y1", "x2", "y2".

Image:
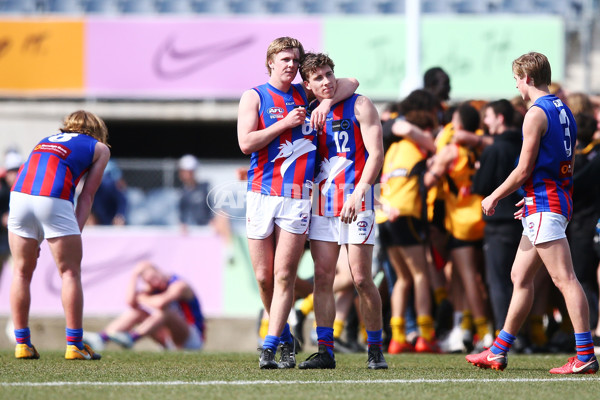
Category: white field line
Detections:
[{"x1": 2, "y1": 378, "x2": 600, "y2": 387}]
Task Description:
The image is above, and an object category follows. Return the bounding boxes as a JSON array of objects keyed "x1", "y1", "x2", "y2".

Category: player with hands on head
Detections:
[{"x1": 83, "y1": 261, "x2": 205, "y2": 351}]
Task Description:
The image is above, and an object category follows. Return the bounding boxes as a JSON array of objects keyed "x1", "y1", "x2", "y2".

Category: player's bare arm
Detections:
[
  {"x1": 75, "y1": 142, "x2": 110, "y2": 231},
  {"x1": 423, "y1": 144, "x2": 456, "y2": 188},
  {"x1": 237, "y1": 89, "x2": 307, "y2": 154},
  {"x1": 136, "y1": 280, "x2": 190, "y2": 310},
  {"x1": 481, "y1": 107, "x2": 546, "y2": 216},
  {"x1": 340, "y1": 95, "x2": 383, "y2": 224},
  {"x1": 391, "y1": 119, "x2": 436, "y2": 154},
  {"x1": 308, "y1": 78, "x2": 359, "y2": 131}
]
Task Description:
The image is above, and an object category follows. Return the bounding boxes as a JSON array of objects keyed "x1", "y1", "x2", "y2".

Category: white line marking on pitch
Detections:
[{"x1": 2, "y1": 378, "x2": 600, "y2": 387}]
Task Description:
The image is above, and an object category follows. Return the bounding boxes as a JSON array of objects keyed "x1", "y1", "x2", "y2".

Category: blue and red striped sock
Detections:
[
  {"x1": 366, "y1": 329, "x2": 383, "y2": 350},
  {"x1": 575, "y1": 331, "x2": 594, "y2": 362},
  {"x1": 490, "y1": 330, "x2": 515, "y2": 355},
  {"x1": 15, "y1": 327, "x2": 32, "y2": 347},
  {"x1": 316, "y1": 326, "x2": 335, "y2": 357},
  {"x1": 66, "y1": 328, "x2": 84, "y2": 350}
]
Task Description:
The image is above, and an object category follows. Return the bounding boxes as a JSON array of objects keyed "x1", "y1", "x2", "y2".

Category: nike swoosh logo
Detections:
[
  {"x1": 153, "y1": 35, "x2": 256, "y2": 80},
  {"x1": 72, "y1": 348, "x2": 92, "y2": 360},
  {"x1": 487, "y1": 354, "x2": 505, "y2": 362},
  {"x1": 572, "y1": 360, "x2": 595, "y2": 373}
]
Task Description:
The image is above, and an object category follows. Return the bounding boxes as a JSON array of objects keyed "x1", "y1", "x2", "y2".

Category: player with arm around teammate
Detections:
[
  {"x1": 297, "y1": 53, "x2": 387, "y2": 370},
  {"x1": 237, "y1": 37, "x2": 359, "y2": 369},
  {"x1": 466, "y1": 52, "x2": 598, "y2": 374},
  {"x1": 9, "y1": 110, "x2": 110, "y2": 360}
]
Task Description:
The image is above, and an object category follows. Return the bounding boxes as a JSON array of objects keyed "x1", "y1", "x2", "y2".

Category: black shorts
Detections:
[
  {"x1": 378, "y1": 216, "x2": 427, "y2": 247},
  {"x1": 430, "y1": 199, "x2": 446, "y2": 232},
  {"x1": 447, "y1": 235, "x2": 483, "y2": 250}
]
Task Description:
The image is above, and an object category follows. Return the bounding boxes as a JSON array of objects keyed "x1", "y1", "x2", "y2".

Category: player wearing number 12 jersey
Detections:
[
  {"x1": 298, "y1": 53, "x2": 387, "y2": 370},
  {"x1": 468, "y1": 52, "x2": 597, "y2": 374}
]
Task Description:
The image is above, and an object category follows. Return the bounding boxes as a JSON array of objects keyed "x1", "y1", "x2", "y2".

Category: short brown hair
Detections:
[
  {"x1": 512, "y1": 52, "x2": 552, "y2": 86},
  {"x1": 61, "y1": 110, "x2": 109, "y2": 145},
  {"x1": 300, "y1": 52, "x2": 335, "y2": 82},
  {"x1": 265, "y1": 37, "x2": 304, "y2": 76}
]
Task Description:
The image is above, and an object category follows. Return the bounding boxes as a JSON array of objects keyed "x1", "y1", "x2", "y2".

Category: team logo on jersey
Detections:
[
  {"x1": 33, "y1": 143, "x2": 72, "y2": 159},
  {"x1": 271, "y1": 138, "x2": 317, "y2": 177},
  {"x1": 314, "y1": 156, "x2": 353, "y2": 193},
  {"x1": 268, "y1": 107, "x2": 285, "y2": 119},
  {"x1": 300, "y1": 213, "x2": 309, "y2": 223},
  {"x1": 332, "y1": 119, "x2": 351, "y2": 131},
  {"x1": 559, "y1": 161, "x2": 573, "y2": 178}
]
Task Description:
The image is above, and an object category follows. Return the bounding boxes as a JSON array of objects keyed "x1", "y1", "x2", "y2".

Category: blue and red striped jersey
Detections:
[
  {"x1": 246, "y1": 83, "x2": 317, "y2": 199},
  {"x1": 12, "y1": 133, "x2": 97, "y2": 203},
  {"x1": 168, "y1": 275, "x2": 205, "y2": 337},
  {"x1": 522, "y1": 95, "x2": 576, "y2": 219},
  {"x1": 313, "y1": 94, "x2": 373, "y2": 217}
]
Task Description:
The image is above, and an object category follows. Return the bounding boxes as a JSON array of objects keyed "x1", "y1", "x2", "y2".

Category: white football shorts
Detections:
[
  {"x1": 522, "y1": 211, "x2": 568, "y2": 245},
  {"x1": 245, "y1": 191, "x2": 311, "y2": 239},
  {"x1": 7, "y1": 191, "x2": 80, "y2": 243},
  {"x1": 309, "y1": 210, "x2": 375, "y2": 245}
]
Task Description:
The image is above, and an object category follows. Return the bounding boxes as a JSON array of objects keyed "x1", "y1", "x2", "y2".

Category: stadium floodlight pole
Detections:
[{"x1": 399, "y1": 0, "x2": 422, "y2": 99}]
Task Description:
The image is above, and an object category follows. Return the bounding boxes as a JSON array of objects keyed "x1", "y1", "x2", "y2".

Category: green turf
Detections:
[{"x1": 1, "y1": 350, "x2": 599, "y2": 399}]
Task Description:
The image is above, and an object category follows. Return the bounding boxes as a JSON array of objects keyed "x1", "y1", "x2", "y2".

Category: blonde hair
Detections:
[
  {"x1": 61, "y1": 110, "x2": 109, "y2": 146},
  {"x1": 567, "y1": 92, "x2": 594, "y2": 116},
  {"x1": 265, "y1": 37, "x2": 304, "y2": 76},
  {"x1": 512, "y1": 52, "x2": 552, "y2": 86}
]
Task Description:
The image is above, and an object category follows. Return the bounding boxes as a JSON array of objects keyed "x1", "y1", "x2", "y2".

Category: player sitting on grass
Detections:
[{"x1": 84, "y1": 261, "x2": 205, "y2": 351}]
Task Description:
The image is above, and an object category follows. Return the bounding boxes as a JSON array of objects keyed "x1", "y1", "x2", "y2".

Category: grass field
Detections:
[{"x1": 1, "y1": 350, "x2": 599, "y2": 400}]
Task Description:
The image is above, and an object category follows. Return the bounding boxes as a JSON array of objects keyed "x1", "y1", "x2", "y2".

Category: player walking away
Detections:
[
  {"x1": 297, "y1": 53, "x2": 387, "y2": 370},
  {"x1": 9, "y1": 110, "x2": 110, "y2": 360},
  {"x1": 466, "y1": 52, "x2": 598, "y2": 374},
  {"x1": 237, "y1": 37, "x2": 358, "y2": 369}
]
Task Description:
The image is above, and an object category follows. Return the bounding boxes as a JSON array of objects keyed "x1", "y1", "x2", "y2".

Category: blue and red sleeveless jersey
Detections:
[
  {"x1": 247, "y1": 82, "x2": 317, "y2": 199},
  {"x1": 169, "y1": 275, "x2": 205, "y2": 338},
  {"x1": 313, "y1": 94, "x2": 372, "y2": 217},
  {"x1": 12, "y1": 133, "x2": 97, "y2": 203},
  {"x1": 522, "y1": 95, "x2": 576, "y2": 219}
]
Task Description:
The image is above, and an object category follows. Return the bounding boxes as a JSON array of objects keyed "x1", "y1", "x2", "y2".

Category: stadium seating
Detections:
[
  {"x1": 120, "y1": 0, "x2": 155, "y2": 13},
  {"x1": 0, "y1": 0, "x2": 595, "y2": 16},
  {"x1": 48, "y1": 0, "x2": 83, "y2": 13},
  {"x1": 190, "y1": 0, "x2": 230, "y2": 13},
  {"x1": 156, "y1": 0, "x2": 193, "y2": 13},
  {"x1": 0, "y1": 0, "x2": 33, "y2": 12},
  {"x1": 82, "y1": 0, "x2": 119, "y2": 13}
]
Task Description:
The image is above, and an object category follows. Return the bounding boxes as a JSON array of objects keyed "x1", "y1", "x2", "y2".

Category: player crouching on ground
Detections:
[{"x1": 84, "y1": 261, "x2": 205, "y2": 351}]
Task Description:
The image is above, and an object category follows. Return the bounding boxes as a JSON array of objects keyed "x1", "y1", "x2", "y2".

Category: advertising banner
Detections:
[
  {"x1": 86, "y1": 18, "x2": 321, "y2": 98},
  {"x1": 0, "y1": 16, "x2": 563, "y2": 100},
  {"x1": 0, "y1": 229, "x2": 226, "y2": 317},
  {"x1": 0, "y1": 19, "x2": 84, "y2": 93},
  {"x1": 325, "y1": 15, "x2": 564, "y2": 100}
]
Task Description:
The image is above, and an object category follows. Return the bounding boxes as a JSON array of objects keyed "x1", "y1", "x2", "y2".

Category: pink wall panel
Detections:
[{"x1": 86, "y1": 17, "x2": 322, "y2": 98}]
